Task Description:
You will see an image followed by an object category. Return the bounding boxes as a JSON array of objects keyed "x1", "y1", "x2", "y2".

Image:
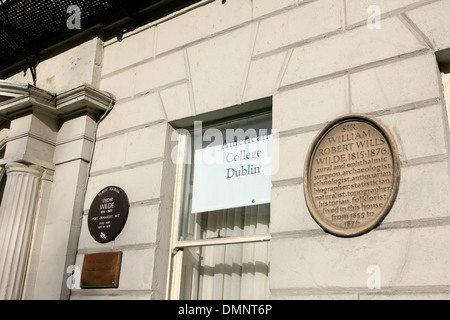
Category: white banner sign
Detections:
[{"x1": 191, "y1": 134, "x2": 272, "y2": 214}]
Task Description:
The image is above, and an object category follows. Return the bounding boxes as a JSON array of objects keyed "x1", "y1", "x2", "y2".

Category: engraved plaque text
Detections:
[
  {"x1": 80, "y1": 252, "x2": 122, "y2": 289},
  {"x1": 304, "y1": 114, "x2": 400, "y2": 237}
]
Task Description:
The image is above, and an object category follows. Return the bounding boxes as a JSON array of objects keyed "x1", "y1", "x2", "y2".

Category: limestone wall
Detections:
[{"x1": 4, "y1": 0, "x2": 450, "y2": 299}]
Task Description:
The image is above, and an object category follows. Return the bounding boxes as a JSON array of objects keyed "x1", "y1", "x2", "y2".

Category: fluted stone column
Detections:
[{"x1": 0, "y1": 162, "x2": 44, "y2": 300}]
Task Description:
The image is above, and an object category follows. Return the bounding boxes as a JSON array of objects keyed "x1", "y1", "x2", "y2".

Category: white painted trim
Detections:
[
  {"x1": 173, "y1": 233, "x2": 271, "y2": 250},
  {"x1": 166, "y1": 132, "x2": 188, "y2": 300}
]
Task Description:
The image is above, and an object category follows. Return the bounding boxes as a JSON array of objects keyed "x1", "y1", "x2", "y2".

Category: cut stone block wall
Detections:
[{"x1": 2, "y1": 0, "x2": 449, "y2": 299}]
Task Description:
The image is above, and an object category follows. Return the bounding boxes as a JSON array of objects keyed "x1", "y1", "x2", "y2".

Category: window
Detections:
[{"x1": 168, "y1": 111, "x2": 273, "y2": 300}]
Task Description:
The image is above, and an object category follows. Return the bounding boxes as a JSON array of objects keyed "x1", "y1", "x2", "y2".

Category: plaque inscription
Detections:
[
  {"x1": 80, "y1": 252, "x2": 122, "y2": 289},
  {"x1": 304, "y1": 114, "x2": 400, "y2": 237},
  {"x1": 88, "y1": 186, "x2": 129, "y2": 243}
]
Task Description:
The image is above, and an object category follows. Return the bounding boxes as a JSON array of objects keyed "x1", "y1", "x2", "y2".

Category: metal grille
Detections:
[
  {"x1": 0, "y1": 0, "x2": 119, "y2": 64},
  {"x1": 0, "y1": 0, "x2": 201, "y2": 72}
]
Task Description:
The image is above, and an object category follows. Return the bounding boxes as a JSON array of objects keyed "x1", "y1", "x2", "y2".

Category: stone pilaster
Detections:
[
  {"x1": 0, "y1": 162, "x2": 44, "y2": 300},
  {"x1": 0, "y1": 81, "x2": 114, "y2": 299}
]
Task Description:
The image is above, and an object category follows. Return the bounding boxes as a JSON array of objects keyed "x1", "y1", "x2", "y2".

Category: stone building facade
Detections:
[{"x1": 0, "y1": 0, "x2": 449, "y2": 300}]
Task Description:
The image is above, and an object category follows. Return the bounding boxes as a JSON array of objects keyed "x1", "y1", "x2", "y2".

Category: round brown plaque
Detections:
[
  {"x1": 304, "y1": 114, "x2": 400, "y2": 237},
  {"x1": 88, "y1": 186, "x2": 129, "y2": 243}
]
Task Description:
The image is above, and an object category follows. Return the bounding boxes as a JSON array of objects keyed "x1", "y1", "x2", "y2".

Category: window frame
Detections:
[
  {"x1": 440, "y1": 62, "x2": 450, "y2": 135},
  {"x1": 166, "y1": 111, "x2": 273, "y2": 300}
]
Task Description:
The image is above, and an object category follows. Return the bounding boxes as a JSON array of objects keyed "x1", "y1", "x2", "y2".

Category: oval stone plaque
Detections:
[
  {"x1": 88, "y1": 186, "x2": 129, "y2": 243},
  {"x1": 304, "y1": 114, "x2": 401, "y2": 237}
]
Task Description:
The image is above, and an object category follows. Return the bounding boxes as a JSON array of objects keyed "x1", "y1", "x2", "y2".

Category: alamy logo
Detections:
[
  {"x1": 67, "y1": 5, "x2": 81, "y2": 30},
  {"x1": 170, "y1": 121, "x2": 279, "y2": 176},
  {"x1": 366, "y1": 265, "x2": 381, "y2": 289},
  {"x1": 367, "y1": 5, "x2": 381, "y2": 30},
  {"x1": 66, "y1": 265, "x2": 81, "y2": 290}
]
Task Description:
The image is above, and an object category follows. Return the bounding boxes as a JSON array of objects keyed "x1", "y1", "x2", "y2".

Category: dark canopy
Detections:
[{"x1": 0, "y1": 0, "x2": 201, "y2": 72}]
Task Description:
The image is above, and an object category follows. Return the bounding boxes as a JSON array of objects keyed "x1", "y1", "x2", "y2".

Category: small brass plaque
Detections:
[
  {"x1": 80, "y1": 252, "x2": 122, "y2": 289},
  {"x1": 304, "y1": 114, "x2": 401, "y2": 237}
]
